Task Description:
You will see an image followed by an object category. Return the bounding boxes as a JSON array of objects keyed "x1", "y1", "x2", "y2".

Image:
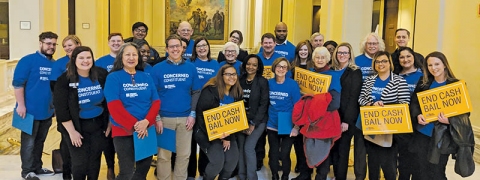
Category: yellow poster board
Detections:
[
  {"x1": 262, "y1": 66, "x2": 275, "y2": 80},
  {"x1": 202, "y1": 101, "x2": 249, "y2": 141},
  {"x1": 417, "y1": 80, "x2": 472, "y2": 122},
  {"x1": 360, "y1": 104, "x2": 413, "y2": 135},
  {"x1": 293, "y1": 67, "x2": 331, "y2": 94}
]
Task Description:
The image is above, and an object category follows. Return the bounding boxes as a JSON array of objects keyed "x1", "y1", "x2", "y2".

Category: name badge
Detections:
[{"x1": 69, "y1": 83, "x2": 79, "y2": 88}]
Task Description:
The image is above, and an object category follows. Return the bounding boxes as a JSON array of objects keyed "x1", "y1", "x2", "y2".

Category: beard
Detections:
[{"x1": 40, "y1": 48, "x2": 55, "y2": 59}]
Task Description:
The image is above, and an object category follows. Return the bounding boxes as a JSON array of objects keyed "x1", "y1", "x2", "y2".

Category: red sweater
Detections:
[{"x1": 108, "y1": 99, "x2": 160, "y2": 137}]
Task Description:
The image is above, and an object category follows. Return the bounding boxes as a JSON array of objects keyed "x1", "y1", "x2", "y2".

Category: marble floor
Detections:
[{"x1": 1, "y1": 152, "x2": 480, "y2": 180}]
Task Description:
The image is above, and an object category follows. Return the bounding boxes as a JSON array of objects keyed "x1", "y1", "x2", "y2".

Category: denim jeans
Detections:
[
  {"x1": 114, "y1": 136, "x2": 152, "y2": 180},
  {"x1": 237, "y1": 123, "x2": 266, "y2": 180},
  {"x1": 21, "y1": 117, "x2": 52, "y2": 177}
]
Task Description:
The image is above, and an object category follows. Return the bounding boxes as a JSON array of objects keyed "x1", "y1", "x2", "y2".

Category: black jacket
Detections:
[
  {"x1": 391, "y1": 48, "x2": 424, "y2": 74},
  {"x1": 194, "y1": 85, "x2": 243, "y2": 152},
  {"x1": 338, "y1": 67, "x2": 362, "y2": 136},
  {"x1": 53, "y1": 67, "x2": 109, "y2": 134},
  {"x1": 239, "y1": 75, "x2": 269, "y2": 126},
  {"x1": 410, "y1": 77, "x2": 475, "y2": 177}
]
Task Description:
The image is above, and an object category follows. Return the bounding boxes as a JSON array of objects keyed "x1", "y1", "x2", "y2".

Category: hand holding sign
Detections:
[
  {"x1": 203, "y1": 101, "x2": 248, "y2": 140},
  {"x1": 360, "y1": 104, "x2": 412, "y2": 135}
]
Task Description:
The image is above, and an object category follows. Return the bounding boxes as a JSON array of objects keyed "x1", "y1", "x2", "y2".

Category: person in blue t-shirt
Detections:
[
  {"x1": 273, "y1": 22, "x2": 296, "y2": 62},
  {"x1": 358, "y1": 51, "x2": 410, "y2": 180},
  {"x1": 194, "y1": 65, "x2": 243, "y2": 180},
  {"x1": 257, "y1": 33, "x2": 283, "y2": 66},
  {"x1": 176, "y1": 21, "x2": 195, "y2": 59},
  {"x1": 53, "y1": 46, "x2": 109, "y2": 180},
  {"x1": 267, "y1": 57, "x2": 301, "y2": 180},
  {"x1": 104, "y1": 43, "x2": 160, "y2": 179},
  {"x1": 132, "y1": 39, "x2": 154, "y2": 76},
  {"x1": 186, "y1": 36, "x2": 220, "y2": 179},
  {"x1": 409, "y1": 52, "x2": 471, "y2": 180},
  {"x1": 96, "y1": 33, "x2": 124, "y2": 72},
  {"x1": 49, "y1": 34, "x2": 82, "y2": 180},
  {"x1": 12, "y1": 31, "x2": 58, "y2": 179},
  {"x1": 355, "y1": 33, "x2": 386, "y2": 81},
  {"x1": 152, "y1": 35, "x2": 202, "y2": 180},
  {"x1": 219, "y1": 42, "x2": 242, "y2": 76}
]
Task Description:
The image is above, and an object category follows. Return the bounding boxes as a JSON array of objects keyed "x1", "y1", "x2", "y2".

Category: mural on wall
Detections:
[{"x1": 166, "y1": 0, "x2": 229, "y2": 44}]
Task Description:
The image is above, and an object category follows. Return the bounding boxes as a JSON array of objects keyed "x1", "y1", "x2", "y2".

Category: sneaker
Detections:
[
  {"x1": 24, "y1": 172, "x2": 40, "y2": 180},
  {"x1": 36, "y1": 168, "x2": 55, "y2": 175}
]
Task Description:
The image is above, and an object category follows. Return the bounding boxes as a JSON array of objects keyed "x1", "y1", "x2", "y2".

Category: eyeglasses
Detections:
[
  {"x1": 337, "y1": 52, "x2": 349, "y2": 56},
  {"x1": 366, "y1": 42, "x2": 379, "y2": 46},
  {"x1": 168, "y1": 44, "x2": 182, "y2": 49},
  {"x1": 179, "y1": 29, "x2": 192, "y2": 33},
  {"x1": 134, "y1": 29, "x2": 147, "y2": 33},
  {"x1": 196, "y1": 44, "x2": 208, "y2": 49},
  {"x1": 42, "y1": 41, "x2": 58, "y2": 46},
  {"x1": 223, "y1": 73, "x2": 237, "y2": 77},
  {"x1": 374, "y1": 60, "x2": 389, "y2": 64},
  {"x1": 225, "y1": 50, "x2": 236, "y2": 54},
  {"x1": 275, "y1": 65, "x2": 288, "y2": 70}
]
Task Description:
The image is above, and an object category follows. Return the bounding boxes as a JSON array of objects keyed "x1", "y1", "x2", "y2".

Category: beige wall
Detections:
[{"x1": 8, "y1": 0, "x2": 41, "y2": 59}]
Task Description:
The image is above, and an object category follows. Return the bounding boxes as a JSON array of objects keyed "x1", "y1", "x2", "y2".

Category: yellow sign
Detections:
[
  {"x1": 417, "y1": 80, "x2": 472, "y2": 122},
  {"x1": 293, "y1": 67, "x2": 331, "y2": 94},
  {"x1": 202, "y1": 101, "x2": 249, "y2": 141},
  {"x1": 360, "y1": 104, "x2": 413, "y2": 135},
  {"x1": 262, "y1": 66, "x2": 275, "y2": 80}
]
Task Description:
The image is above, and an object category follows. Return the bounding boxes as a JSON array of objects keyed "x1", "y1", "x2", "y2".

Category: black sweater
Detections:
[
  {"x1": 338, "y1": 67, "x2": 363, "y2": 135},
  {"x1": 239, "y1": 74, "x2": 269, "y2": 126},
  {"x1": 53, "y1": 67, "x2": 109, "y2": 134}
]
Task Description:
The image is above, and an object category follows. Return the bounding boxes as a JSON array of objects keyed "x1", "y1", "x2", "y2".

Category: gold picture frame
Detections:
[{"x1": 165, "y1": 0, "x2": 229, "y2": 45}]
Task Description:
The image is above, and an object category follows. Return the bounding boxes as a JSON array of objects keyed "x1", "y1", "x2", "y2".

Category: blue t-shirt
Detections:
[
  {"x1": 152, "y1": 60, "x2": 202, "y2": 117},
  {"x1": 355, "y1": 54, "x2": 374, "y2": 81},
  {"x1": 192, "y1": 58, "x2": 220, "y2": 86},
  {"x1": 144, "y1": 63, "x2": 153, "y2": 76},
  {"x1": 165, "y1": 39, "x2": 195, "y2": 60},
  {"x1": 371, "y1": 76, "x2": 390, "y2": 102},
  {"x1": 400, "y1": 69, "x2": 423, "y2": 93},
  {"x1": 274, "y1": 41, "x2": 296, "y2": 62},
  {"x1": 219, "y1": 60, "x2": 242, "y2": 76},
  {"x1": 96, "y1": 54, "x2": 115, "y2": 72},
  {"x1": 257, "y1": 52, "x2": 283, "y2": 66},
  {"x1": 220, "y1": 94, "x2": 234, "y2": 106},
  {"x1": 309, "y1": 68, "x2": 342, "y2": 93},
  {"x1": 336, "y1": 67, "x2": 347, "y2": 77},
  {"x1": 49, "y1": 55, "x2": 69, "y2": 81},
  {"x1": 104, "y1": 70, "x2": 159, "y2": 125},
  {"x1": 417, "y1": 80, "x2": 447, "y2": 137},
  {"x1": 267, "y1": 78, "x2": 301, "y2": 130},
  {"x1": 77, "y1": 76, "x2": 104, "y2": 119},
  {"x1": 12, "y1": 51, "x2": 54, "y2": 120}
]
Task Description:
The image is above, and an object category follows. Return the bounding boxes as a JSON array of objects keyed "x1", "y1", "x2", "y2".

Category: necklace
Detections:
[
  {"x1": 124, "y1": 68, "x2": 136, "y2": 85},
  {"x1": 246, "y1": 79, "x2": 253, "y2": 84}
]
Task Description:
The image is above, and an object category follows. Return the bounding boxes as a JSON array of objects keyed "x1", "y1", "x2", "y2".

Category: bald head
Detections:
[
  {"x1": 177, "y1": 21, "x2": 193, "y2": 40},
  {"x1": 274, "y1": 22, "x2": 288, "y2": 43}
]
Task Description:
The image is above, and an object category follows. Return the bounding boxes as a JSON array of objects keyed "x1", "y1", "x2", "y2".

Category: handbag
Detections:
[{"x1": 52, "y1": 149, "x2": 63, "y2": 173}]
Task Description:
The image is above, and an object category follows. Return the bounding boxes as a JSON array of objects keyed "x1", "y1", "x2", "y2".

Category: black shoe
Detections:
[
  {"x1": 291, "y1": 173, "x2": 311, "y2": 180},
  {"x1": 281, "y1": 174, "x2": 289, "y2": 180},
  {"x1": 62, "y1": 173, "x2": 72, "y2": 180},
  {"x1": 35, "y1": 168, "x2": 55, "y2": 176},
  {"x1": 272, "y1": 173, "x2": 280, "y2": 180},
  {"x1": 257, "y1": 162, "x2": 263, "y2": 171},
  {"x1": 24, "y1": 172, "x2": 40, "y2": 180}
]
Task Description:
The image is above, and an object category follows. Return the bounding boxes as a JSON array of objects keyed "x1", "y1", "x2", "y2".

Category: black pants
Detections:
[
  {"x1": 293, "y1": 133, "x2": 312, "y2": 175},
  {"x1": 353, "y1": 128, "x2": 366, "y2": 180},
  {"x1": 255, "y1": 129, "x2": 267, "y2": 167},
  {"x1": 203, "y1": 139, "x2": 239, "y2": 180},
  {"x1": 113, "y1": 136, "x2": 152, "y2": 180},
  {"x1": 365, "y1": 141, "x2": 397, "y2": 180},
  {"x1": 20, "y1": 117, "x2": 52, "y2": 177},
  {"x1": 411, "y1": 132, "x2": 449, "y2": 180},
  {"x1": 187, "y1": 131, "x2": 209, "y2": 177},
  {"x1": 267, "y1": 129, "x2": 294, "y2": 176},
  {"x1": 65, "y1": 118, "x2": 105, "y2": 180},
  {"x1": 103, "y1": 133, "x2": 115, "y2": 169},
  {"x1": 314, "y1": 156, "x2": 331, "y2": 180},
  {"x1": 331, "y1": 131, "x2": 353, "y2": 180},
  {"x1": 60, "y1": 132, "x2": 72, "y2": 175}
]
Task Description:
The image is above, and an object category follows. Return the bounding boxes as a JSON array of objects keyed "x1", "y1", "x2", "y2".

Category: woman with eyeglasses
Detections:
[
  {"x1": 53, "y1": 46, "x2": 109, "y2": 180},
  {"x1": 409, "y1": 52, "x2": 474, "y2": 180},
  {"x1": 329, "y1": 43, "x2": 363, "y2": 180},
  {"x1": 358, "y1": 51, "x2": 410, "y2": 180},
  {"x1": 219, "y1": 42, "x2": 242, "y2": 75},
  {"x1": 217, "y1": 30, "x2": 248, "y2": 63},
  {"x1": 267, "y1": 57, "x2": 301, "y2": 180},
  {"x1": 104, "y1": 42, "x2": 160, "y2": 179},
  {"x1": 194, "y1": 65, "x2": 243, "y2": 180},
  {"x1": 49, "y1": 35, "x2": 82, "y2": 180},
  {"x1": 187, "y1": 36, "x2": 220, "y2": 179},
  {"x1": 235, "y1": 54, "x2": 269, "y2": 180},
  {"x1": 395, "y1": 46, "x2": 423, "y2": 180}
]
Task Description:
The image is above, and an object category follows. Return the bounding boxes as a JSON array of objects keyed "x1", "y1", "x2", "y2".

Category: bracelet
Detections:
[{"x1": 155, "y1": 115, "x2": 162, "y2": 122}]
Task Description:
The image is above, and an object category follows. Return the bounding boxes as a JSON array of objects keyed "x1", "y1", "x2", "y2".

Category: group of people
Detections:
[{"x1": 12, "y1": 19, "x2": 473, "y2": 180}]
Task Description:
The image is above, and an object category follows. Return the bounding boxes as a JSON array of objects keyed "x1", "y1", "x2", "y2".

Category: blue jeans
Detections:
[
  {"x1": 237, "y1": 123, "x2": 266, "y2": 180},
  {"x1": 21, "y1": 117, "x2": 52, "y2": 177}
]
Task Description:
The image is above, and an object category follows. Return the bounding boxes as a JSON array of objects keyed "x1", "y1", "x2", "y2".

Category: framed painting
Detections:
[{"x1": 166, "y1": 0, "x2": 229, "y2": 45}]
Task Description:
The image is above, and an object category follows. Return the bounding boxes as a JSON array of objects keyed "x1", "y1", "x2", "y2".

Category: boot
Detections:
[
  {"x1": 272, "y1": 173, "x2": 280, "y2": 180},
  {"x1": 107, "y1": 168, "x2": 115, "y2": 180}
]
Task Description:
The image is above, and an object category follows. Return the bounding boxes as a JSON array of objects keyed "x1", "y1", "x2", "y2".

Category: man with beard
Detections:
[
  {"x1": 390, "y1": 28, "x2": 424, "y2": 74},
  {"x1": 273, "y1": 22, "x2": 296, "y2": 62},
  {"x1": 96, "y1": 33, "x2": 124, "y2": 72},
  {"x1": 124, "y1": 22, "x2": 162, "y2": 66},
  {"x1": 13, "y1": 31, "x2": 58, "y2": 180}
]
